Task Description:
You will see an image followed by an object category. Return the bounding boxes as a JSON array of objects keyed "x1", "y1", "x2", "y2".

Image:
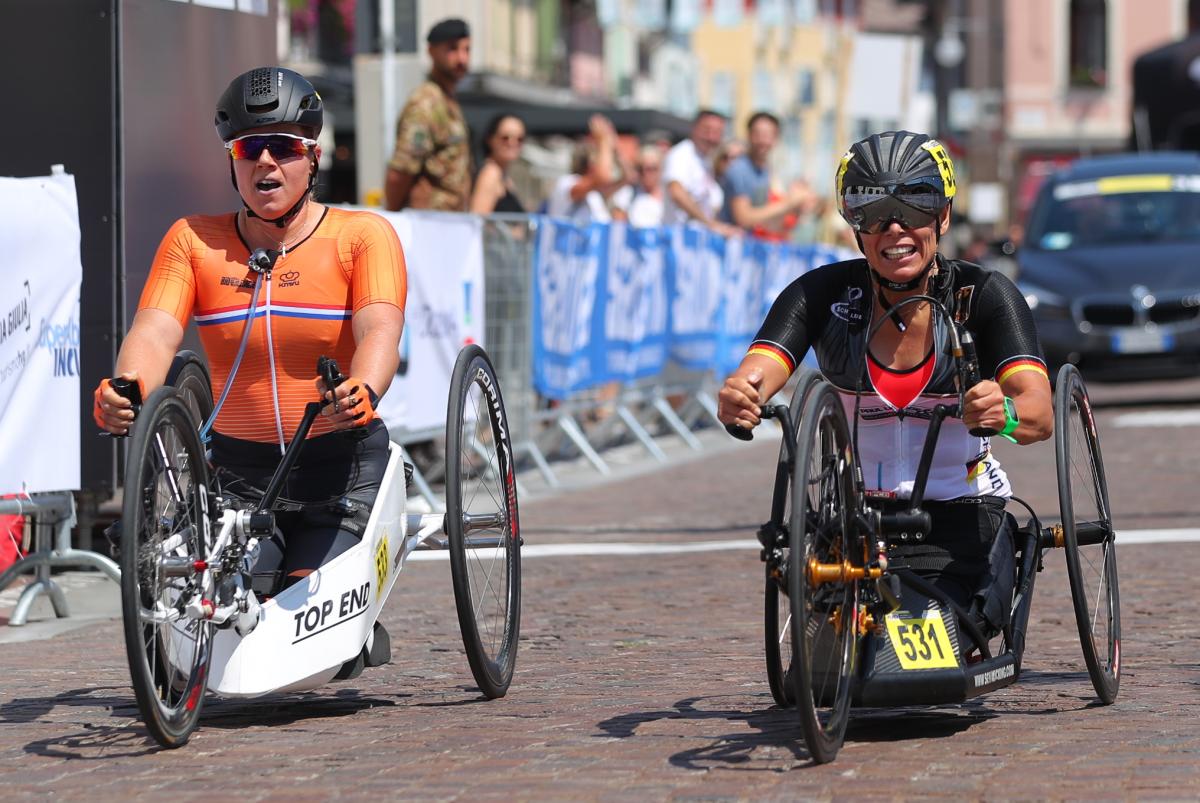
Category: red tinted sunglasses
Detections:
[{"x1": 225, "y1": 133, "x2": 317, "y2": 161}]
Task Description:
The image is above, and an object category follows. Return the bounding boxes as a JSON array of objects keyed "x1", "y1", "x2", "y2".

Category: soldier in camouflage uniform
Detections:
[{"x1": 385, "y1": 18, "x2": 472, "y2": 212}]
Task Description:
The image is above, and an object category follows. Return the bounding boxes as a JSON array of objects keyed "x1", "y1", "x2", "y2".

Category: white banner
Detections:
[
  {"x1": 0, "y1": 172, "x2": 82, "y2": 493},
  {"x1": 369, "y1": 210, "x2": 485, "y2": 434}
]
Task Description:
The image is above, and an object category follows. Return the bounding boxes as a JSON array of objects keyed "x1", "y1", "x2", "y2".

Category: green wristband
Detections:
[{"x1": 999, "y1": 396, "x2": 1019, "y2": 442}]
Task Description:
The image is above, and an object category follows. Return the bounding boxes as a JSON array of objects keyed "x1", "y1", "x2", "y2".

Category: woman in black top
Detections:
[
  {"x1": 470, "y1": 113, "x2": 527, "y2": 214},
  {"x1": 718, "y1": 130, "x2": 1054, "y2": 639}
]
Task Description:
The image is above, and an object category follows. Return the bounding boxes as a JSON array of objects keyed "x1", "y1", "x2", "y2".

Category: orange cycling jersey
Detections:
[{"x1": 139, "y1": 207, "x2": 407, "y2": 443}]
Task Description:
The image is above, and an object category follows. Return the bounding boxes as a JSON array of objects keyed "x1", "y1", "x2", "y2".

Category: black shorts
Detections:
[
  {"x1": 882, "y1": 495, "x2": 1017, "y2": 637},
  {"x1": 211, "y1": 419, "x2": 390, "y2": 590}
]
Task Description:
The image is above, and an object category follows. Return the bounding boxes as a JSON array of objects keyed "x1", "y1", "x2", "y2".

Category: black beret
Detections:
[{"x1": 427, "y1": 18, "x2": 470, "y2": 44}]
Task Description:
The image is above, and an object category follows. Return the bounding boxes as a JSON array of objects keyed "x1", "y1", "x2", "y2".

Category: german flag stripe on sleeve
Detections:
[
  {"x1": 747, "y1": 342, "x2": 796, "y2": 374},
  {"x1": 997, "y1": 358, "x2": 1048, "y2": 384}
]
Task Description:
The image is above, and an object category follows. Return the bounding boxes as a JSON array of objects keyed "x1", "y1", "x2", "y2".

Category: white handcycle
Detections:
[{"x1": 114, "y1": 345, "x2": 521, "y2": 747}]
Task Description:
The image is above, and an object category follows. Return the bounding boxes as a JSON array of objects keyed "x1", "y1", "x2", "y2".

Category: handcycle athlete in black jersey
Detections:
[{"x1": 718, "y1": 130, "x2": 1053, "y2": 646}]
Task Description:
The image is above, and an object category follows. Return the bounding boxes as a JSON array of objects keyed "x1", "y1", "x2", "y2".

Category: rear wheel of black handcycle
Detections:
[
  {"x1": 1055, "y1": 363, "x2": 1120, "y2": 703},
  {"x1": 120, "y1": 387, "x2": 214, "y2": 747},
  {"x1": 445, "y1": 345, "x2": 522, "y2": 698},
  {"x1": 789, "y1": 382, "x2": 859, "y2": 764},
  {"x1": 165, "y1": 350, "x2": 213, "y2": 429},
  {"x1": 764, "y1": 369, "x2": 824, "y2": 708}
]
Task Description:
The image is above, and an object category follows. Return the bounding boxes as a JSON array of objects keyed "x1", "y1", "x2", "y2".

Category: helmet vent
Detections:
[{"x1": 247, "y1": 68, "x2": 275, "y2": 100}]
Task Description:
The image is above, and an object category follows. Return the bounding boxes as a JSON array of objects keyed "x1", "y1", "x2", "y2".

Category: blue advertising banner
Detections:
[
  {"x1": 603, "y1": 223, "x2": 669, "y2": 382},
  {"x1": 532, "y1": 219, "x2": 606, "y2": 397},
  {"x1": 532, "y1": 216, "x2": 852, "y2": 399}
]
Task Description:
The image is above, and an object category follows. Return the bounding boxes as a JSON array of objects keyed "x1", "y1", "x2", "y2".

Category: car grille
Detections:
[
  {"x1": 1080, "y1": 303, "x2": 1135, "y2": 327},
  {"x1": 1149, "y1": 300, "x2": 1200, "y2": 325},
  {"x1": 1077, "y1": 294, "x2": 1200, "y2": 329}
]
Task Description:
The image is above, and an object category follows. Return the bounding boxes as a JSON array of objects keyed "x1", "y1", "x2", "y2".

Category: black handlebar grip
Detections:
[
  {"x1": 110, "y1": 377, "x2": 142, "y2": 414},
  {"x1": 959, "y1": 332, "x2": 998, "y2": 437},
  {"x1": 317, "y1": 355, "x2": 348, "y2": 411},
  {"x1": 725, "y1": 423, "x2": 754, "y2": 441}
]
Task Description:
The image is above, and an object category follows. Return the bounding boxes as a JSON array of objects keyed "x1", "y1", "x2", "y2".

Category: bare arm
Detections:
[
  {"x1": 319, "y1": 302, "x2": 404, "y2": 431},
  {"x1": 962, "y1": 370, "x2": 1053, "y2": 445},
  {"x1": 667, "y1": 180, "x2": 714, "y2": 225},
  {"x1": 729, "y1": 194, "x2": 801, "y2": 230},
  {"x1": 385, "y1": 167, "x2": 417, "y2": 211},
  {"x1": 717, "y1": 353, "x2": 793, "y2": 430},
  {"x1": 469, "y1": 162, "x2": 504, "y2": 214},
  {"x1": 350, "y1": 302, "x2": 404, "y2": 397},
  {"x1": 95, "y1": 308, "x2": 185, "y2": 433}
]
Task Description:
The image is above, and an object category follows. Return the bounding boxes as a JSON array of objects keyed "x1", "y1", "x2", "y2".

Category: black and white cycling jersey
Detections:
[{"x1": 747, "y1": 257, "x2": 1048, "y2": 501}]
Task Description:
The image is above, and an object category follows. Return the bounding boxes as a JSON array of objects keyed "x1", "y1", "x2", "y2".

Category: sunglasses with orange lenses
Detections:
[{"x1": 225, "y1": 133, "x2": 317, "y2": 161}]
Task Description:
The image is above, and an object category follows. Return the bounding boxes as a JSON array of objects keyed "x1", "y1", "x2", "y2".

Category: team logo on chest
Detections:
[
  {"x1": 831, "y1": 286, "x2": 865, "y2": 323},
  {"x1": 278, "y1": 271, "x2": 301, "y2": 288}
]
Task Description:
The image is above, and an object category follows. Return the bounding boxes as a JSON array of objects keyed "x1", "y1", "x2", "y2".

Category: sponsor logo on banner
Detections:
[
  {"x1": 37, "y1": 306, "x2": 81, "y2": 378},
  {"x1": 605, "y1": 224, "x2": 667, "y2": 378},
  {"x1": 0, "y1": 280, "x2": 31, "y2": 344}
]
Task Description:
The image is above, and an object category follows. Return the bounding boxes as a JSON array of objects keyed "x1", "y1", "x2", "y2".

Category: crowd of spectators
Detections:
[{"x1": 384, "y1": 16, "x2": 842, "y2": 247}]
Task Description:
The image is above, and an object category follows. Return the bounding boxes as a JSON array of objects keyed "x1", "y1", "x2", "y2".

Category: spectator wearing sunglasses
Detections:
[
  {"x1": 470, "y1": 113, "x2": 527, "y2": 215},
  {"x1": 719, "y1": 131, "x2": 1053, "y2": 649},
  {"x1": 94, "y1": 67, "x2": 406, "y2": 669},
  {"x1": 385, "y1": 18, "x2": 472, "y2": 212},
  {"x1": 611, "y1": 145, "x2": 666, "y2": 228}
]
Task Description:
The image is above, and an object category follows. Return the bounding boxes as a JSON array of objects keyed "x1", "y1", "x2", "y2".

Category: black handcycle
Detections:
[{"x1": 730, "y1": 302, "x2": 1119, "y2": 764}]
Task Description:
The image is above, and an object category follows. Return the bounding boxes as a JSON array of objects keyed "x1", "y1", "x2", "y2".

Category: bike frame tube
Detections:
[{"x1": 258, "y1": 401, "x2": 322, "y2": 511}]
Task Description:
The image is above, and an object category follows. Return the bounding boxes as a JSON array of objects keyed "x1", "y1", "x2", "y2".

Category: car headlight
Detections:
[{"x1": 1018, "y1": 282, "x2": 1072, "y2": 319}]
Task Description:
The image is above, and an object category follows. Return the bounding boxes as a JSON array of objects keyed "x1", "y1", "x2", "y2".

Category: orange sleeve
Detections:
[
  {"x1": 345, "y1": 212, "x2": 407, "y2": 312},
  {"x1": 138, "y1": 217, "x2": 197, "y2": 326}
]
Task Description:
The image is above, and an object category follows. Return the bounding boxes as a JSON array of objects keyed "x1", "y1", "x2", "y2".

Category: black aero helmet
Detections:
[
  {"x1": 215, "y1": 66, "x2": 323, "y2": 142},
  {"x1": 835, "y1": 130, "x2": 956, "y2": 232}
]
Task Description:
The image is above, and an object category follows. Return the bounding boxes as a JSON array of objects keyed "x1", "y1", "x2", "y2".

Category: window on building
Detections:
[{"x1": 1068, "y1": 0, "x2": 1107, "y2": 88}]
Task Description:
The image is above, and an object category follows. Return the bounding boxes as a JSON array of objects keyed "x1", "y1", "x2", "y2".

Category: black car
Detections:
[{"x1": 1017, "y1": 151, "x2": 1200, "y2": 378}]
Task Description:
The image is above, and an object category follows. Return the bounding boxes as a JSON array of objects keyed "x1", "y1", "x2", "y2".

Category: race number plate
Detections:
[
  {"x1": 885, "y1": 611, "x2": 958, "y2": 670},
  {"x1": 1112, "y1": 328, "x2": 1172, "y2": 354}
]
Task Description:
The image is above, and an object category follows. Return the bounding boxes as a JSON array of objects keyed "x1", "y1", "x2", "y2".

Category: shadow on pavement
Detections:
[
  {"x1": 1, "y1": 684, "x2": 406, "y2": 759},
  {"x1": 597, "y1": 695, "x2": 1017, "y2": 770}
]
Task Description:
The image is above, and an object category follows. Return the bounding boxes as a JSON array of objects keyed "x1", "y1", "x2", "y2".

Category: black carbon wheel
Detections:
[
  {"x1": 165, "y1": 350, "x2": 213, "y2": 430},
  {"x1": 764, "y1": 369, "x2": 824, "y2": 708},
  {"x1": 445, "y1": 345, "x2": 521, "y2": 698},
  {"x1": 120, "y1": 388, "x2": 213, "y2": 747},
  {"x1": 1055, "y1": 364, "x2": 1120, "y2": 703},
  {"x1": 788, "y1": 382, "x2": 859, "y2": 764}
]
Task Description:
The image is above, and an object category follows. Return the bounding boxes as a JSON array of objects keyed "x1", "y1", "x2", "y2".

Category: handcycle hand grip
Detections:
[
  {"x1": 99, "y1": 377, "x2": 143, "y2": 439},
  {"x1": 725, "y1": 422, "x2": 754, "y2": 441},
  {"x1": 317, "y1": 355, "x2": 348, "y2": 413},
  {"x1": 723, "y1": 405, "x2": 784, "y2": 442},
  {"x1": 959, "y1": 331, "x2": 998, "y2": 438}
]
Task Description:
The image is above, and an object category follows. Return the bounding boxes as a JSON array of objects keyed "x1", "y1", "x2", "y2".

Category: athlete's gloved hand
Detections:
[
  {"x1": 93, "y1": 373, "x2": 146, "y2": 435},
  {"x1": 316, "y1": 375, "x2": 378, "y2": 430}
]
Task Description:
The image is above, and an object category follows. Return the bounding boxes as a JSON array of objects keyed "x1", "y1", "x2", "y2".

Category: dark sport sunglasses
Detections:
[
  {"x1": 225, "y1": 133, "x2": 317, "y2": 161},
  {"x1": 842, "y1": 182, "x2": 948, "y2": 234}
]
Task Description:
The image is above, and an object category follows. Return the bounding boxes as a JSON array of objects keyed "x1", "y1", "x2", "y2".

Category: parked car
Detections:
[{"x1": 1016, "y1": 151, "x2": 1200, "y2": 378}]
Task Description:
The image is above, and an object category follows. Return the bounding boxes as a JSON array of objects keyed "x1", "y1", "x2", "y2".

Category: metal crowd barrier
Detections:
[
  {"x1": 0, "y1": 492, "x2": 120, "y2": 627},
  {"x1": 468, "y1": 213, "x2": 725, "y2": 487}
]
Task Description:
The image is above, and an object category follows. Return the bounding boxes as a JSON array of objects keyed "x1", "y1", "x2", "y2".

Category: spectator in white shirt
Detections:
[
  {"x1": 611, "y1": 145, "x2": 666, "y2": 229},
  {"x1": 546, "y1": 114, "x2": 621, "y2": 226},
  {"x1": 662, "y1": 109, "x2": 738, "y2": 236}
]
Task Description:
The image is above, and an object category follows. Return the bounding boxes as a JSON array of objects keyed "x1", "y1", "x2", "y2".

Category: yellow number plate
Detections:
[
  {"x1": 374, "y1": 536, "x2": 389, "y2": 600},
  {"x1": 885, "y1": 611, "x2": 958, "y2": 670}
]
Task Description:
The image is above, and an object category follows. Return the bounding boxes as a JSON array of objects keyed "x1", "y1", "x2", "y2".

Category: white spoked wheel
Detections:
[{"x1": 445, "y1": 345, "x2": 522, "y2": 698}]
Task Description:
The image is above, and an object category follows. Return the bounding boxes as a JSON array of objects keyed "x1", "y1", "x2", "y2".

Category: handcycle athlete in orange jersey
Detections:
[{"x1": 94, "y1": 67, "x2": 406, "y2": 666}]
